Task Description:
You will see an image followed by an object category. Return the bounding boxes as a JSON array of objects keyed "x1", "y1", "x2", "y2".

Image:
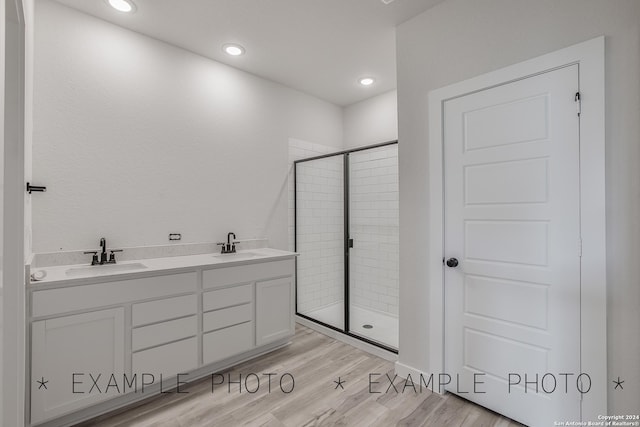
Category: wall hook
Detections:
[{"x1": 26, "y1": 182, "x2": 47, "y2": 194}]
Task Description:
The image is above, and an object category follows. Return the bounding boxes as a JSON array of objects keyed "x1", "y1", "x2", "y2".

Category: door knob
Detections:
[{"x1": 446, "y1": 258, "x2": 459, "y2": 268}]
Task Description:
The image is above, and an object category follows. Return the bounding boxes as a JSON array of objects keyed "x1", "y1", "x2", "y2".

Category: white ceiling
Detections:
[{"x1": 52, "y1": 0, "x2": 444, "y2": 106}]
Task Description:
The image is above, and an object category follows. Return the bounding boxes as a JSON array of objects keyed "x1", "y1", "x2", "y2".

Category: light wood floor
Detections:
[{"x1": 77, "y1": 325, "x2": 523, "y2": 427}]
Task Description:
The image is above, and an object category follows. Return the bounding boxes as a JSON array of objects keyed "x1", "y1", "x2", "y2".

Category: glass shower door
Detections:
[
  {"x1": 347, "y1": 145, "x2": 399, "y2": 349},
  {"x1": 295, "y1": 155, "x2": 345, "y2": 330}
]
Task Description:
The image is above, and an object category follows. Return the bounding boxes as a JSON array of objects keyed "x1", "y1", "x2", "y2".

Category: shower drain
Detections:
[{"x1": 362, "y1": 324, "x2": 373, "y2": 329}]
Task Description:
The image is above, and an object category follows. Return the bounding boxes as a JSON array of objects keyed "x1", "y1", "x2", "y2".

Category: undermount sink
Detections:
[
  {"x1": 65, "y1": 262, "x2": 148, "y2": 277},
  {"x1": 213, "y1": 251, "x2": 259, "y2": 261}
]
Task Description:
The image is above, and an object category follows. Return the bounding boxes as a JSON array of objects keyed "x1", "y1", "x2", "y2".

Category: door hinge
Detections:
[
  {"x1": 575, "y1": 92, "x2": 581, "y2": 116},
  {"x1": 578, "y1": 237, "x2": 583, "y2": 257}
]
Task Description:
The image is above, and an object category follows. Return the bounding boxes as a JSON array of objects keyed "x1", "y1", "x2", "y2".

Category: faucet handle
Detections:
[
  {"x1": 108, "y1": 249, "x2": 123, "y2": 264},
  {"x1": 83, "y1": 251, "x2": 99, "y2": 266}
]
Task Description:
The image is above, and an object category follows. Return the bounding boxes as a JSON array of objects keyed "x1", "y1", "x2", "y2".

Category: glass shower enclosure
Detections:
[{"x1": 294, "y1": 142, "x2": 399, "y2": 351}]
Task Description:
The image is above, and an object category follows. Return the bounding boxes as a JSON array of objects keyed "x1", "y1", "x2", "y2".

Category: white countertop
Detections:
[{"x1": 28, "y1": 248, "x2": 297, "y2": 287}]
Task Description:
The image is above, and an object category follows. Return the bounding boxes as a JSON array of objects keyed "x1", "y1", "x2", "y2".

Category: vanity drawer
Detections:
[
  {"x1": 203, "y1": 304, "x2": 252, "y2": 333},
  {"x1": 203, "y1": 322, "x2": 253, "y2": 365},
  {"x1": 203, "y1": 259, "x2": 294, "y2": 289},
  {"x1": 32, "y1": 272, "x2": 197, "y2": 317},
  {"x1": 132, "y1": 294, "x2": 197, "y2": 327},
  {"x1": 132, "y1": 315, "x2": 197, "y2": 351},
  {"x1": 132, "y1": 337, "x2": 197, "y2": 379},
  {"x1": 203, "y1": 284, "x2": 252, "y2": 311}
]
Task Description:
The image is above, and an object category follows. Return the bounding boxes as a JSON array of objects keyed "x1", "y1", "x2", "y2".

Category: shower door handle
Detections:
[{"x1": 348, "y1": 238, "x2": 354, "y2": 248}]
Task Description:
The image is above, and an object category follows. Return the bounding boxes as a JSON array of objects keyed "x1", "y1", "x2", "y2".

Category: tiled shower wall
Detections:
[
  {"x1": 349, "y1": 145, "x2": 399, "y2": 316},
  {"x1": 288, "y1": 139, "x2": 333, "y2": 251},
  {"x1": 289, "y1": 139, "x2": 344, "y2": 315}
]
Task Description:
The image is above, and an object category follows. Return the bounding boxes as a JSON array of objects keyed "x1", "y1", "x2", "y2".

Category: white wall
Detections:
[
  {"x1": 396, "y1": 0, "x2": 640, "y2": 414},
  {"x1": 343, "y1": 89, "x2": 397, "y2": 148},
  {"x1": 32, "y1": 0, "x2": 343, "y2": 254}
]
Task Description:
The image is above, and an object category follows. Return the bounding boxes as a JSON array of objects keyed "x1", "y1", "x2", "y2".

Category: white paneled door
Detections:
[{"x1": 444, "y1": 65, "x2": 581, "y2": 426}]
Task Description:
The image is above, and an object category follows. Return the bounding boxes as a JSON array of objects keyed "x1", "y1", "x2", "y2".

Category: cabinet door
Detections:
[
  {"x1": 255, "y1": 277, "x2": 294, "y2": 346},
  {"x1": 31, "y1": 308, "x2": 125, "y2": 425}
]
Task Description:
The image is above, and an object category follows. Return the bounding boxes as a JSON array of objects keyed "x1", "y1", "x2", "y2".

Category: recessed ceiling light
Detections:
[
  {"x1": 359, "y1": 77, "x2": 375, "y2": 86},
  {"x1": 107, "y1": 0, "x2": 136, "y2": 13},
  {"x1": 223, "y1": 44, "x2": 245, "y2": 56}
]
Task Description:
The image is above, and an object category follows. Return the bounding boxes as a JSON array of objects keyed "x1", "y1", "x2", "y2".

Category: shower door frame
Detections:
[{"x1": 294, "y1": 140, "x2": 398, "y2": 353}]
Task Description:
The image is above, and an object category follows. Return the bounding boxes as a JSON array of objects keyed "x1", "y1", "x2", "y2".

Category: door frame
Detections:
[
  {"x1": 427, "y1": 36, "x2": 605, "y2": 420},
  {"x1": 3, "y1": 0, "x2": 28, "y2": 426}
]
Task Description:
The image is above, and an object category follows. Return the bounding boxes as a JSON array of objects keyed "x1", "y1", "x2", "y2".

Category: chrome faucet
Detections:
[
  {"x1": 84, "y1": 237, "x2": 123, "y2": 265},
  {"x1": 217, "y1": 232, "x2": 238, "y2": 254}
]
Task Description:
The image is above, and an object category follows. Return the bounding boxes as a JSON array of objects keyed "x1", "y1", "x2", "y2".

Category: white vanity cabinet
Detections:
[
  {"x1": 30, "y1": 308, "x2": 125, "y2": 425},
  {"x1": 28, "y1": 255, "x2": 295, "y2": 427},
  {"x1": 256, "y1": 277, "x2": 294, "y2": 346},
  {"x1": 29, "y1": 272, "x2": 198, "y2": 425},
  {"x1": 200, "y1": 259, "x2": 294, "y2": 364}
]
